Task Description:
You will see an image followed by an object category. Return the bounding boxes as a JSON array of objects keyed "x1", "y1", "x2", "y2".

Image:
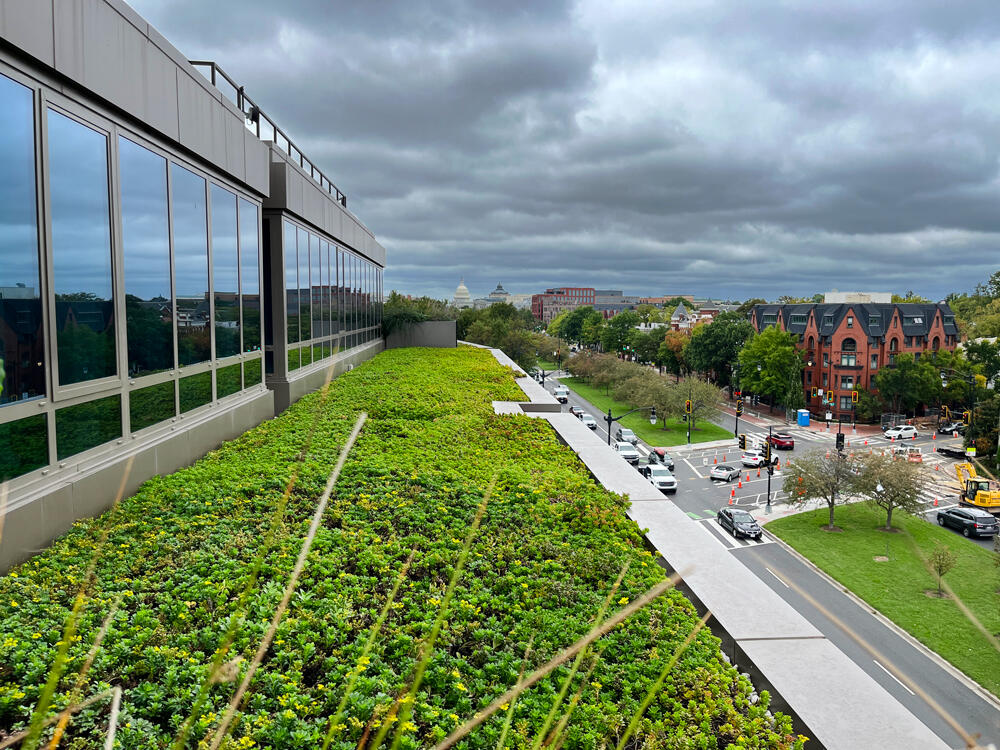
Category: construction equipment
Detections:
[{"x1": 954, "y1": 463, "x2": 1000, "y2": 514}]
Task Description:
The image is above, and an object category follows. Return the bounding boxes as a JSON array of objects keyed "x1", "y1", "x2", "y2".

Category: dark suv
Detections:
[{"x1": 936, "y1": 507, "x2": 998, "y2": 538}]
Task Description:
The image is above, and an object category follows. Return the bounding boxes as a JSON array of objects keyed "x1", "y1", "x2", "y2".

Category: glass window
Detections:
[
  {"x1": 0, "y1": 414, "x2": 47, "y2": 481},
  {"x1": 216, "y1": 362, "x2": 241, "y2": 398},
  {"x1": 847, "y1": 316, "x2": 853, "y2": 328},
  {"x1": 119, "y1": 137, "x2": 173, "y2": 377},
  {"x1": 171, "y1": 164, "x2": 211, "y2": 366},
  {"x1": 56, "y1": 394, "x2": 121, "y2": 460},
  {"x1": 179, "y1": 371, "x2": 212, "y2": 413},
  {"x1": 297, "y1": 227, "x2": 311, "y2": 343},
  {"x1": 129, "y1": 380, "x2": 174, "y2": 432},
  {"x1": 0, "y1": 74, "x2": 45, "y2": 406},
  {"x1": 840, "y1": 353, "x2": 856, "y2": 366},
  {"x1": 244, "y1": 358, "x2": 262, "y2": 386},
  {"x1": 822, "y1": 353, "x2": 829, "y2": 367},
  {"x1": 211, "y1": 184, "x2": 240, "y2": 359},
  {"x1": 48, "y1": 110, "x2": 116, "y2": 385},
  {"x1": 871, "y1": 354, "x2": 878, "y2": 369},
  {"x1": 284, "y1": 220, "x2": 299, "y2": 347},
  {"x1": 310, "y1": 234, "x2": 322, "y2": 345},
  {"x1": 239, "y1": 199, "x2": 260, "y2": 354}
]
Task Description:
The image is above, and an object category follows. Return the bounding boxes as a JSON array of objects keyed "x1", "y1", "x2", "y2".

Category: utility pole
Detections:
[{"x1": 766, "y1": 425, "x2": 773, "y2": 507}]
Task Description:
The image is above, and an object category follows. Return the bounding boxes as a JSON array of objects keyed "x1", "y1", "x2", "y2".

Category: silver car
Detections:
[
  {"x1": 710, "y1": 464, "x2": 740, "y2": 482},
  {"x1": 580, "y1": 413, "x2": 597, "y2": 429},
  {"x1": 614, "y1": 441, "x2": 641, "y2": 464}
]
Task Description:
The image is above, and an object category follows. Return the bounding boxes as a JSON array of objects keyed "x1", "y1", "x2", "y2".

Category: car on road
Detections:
[
  {"x1": 716, "y1": 507, "x2": 763, "y2": 540},
  {"x1": 710, "y1": 464, "x2": 740, "y2": 482},
  {"x1": 935, "y1": 445, "x2": 967, "y2": 460},
  {"x1": 553, "y1": 385, "x2": 570, "y2": 404},
  {"x1": 640, "y1": 464, "x2": 677, "y2": 493},
  {"x1": 580, "y1": 413, "x2": 597, "y2": 429},
  {"x1": 767, "y1": 433, "x2": 795, "y2": 450},
  {"x1": 936, "y1": 507, "x2": 999, "y2": 538},
  {"x1": 741, "y1": 451, "x2": 777, "y2": 468},
  {"x1": 568, "y1": 405, "x2": 584, "y2": 418},
  {"x1": 613, "y1": 441, "x2": 640, "y2": 464},
  {"x1": 615, "y1": 427, "x2": 638, "y2": 444},
  {"x1": 938, "y1": 421, "x2": 964, "y2": 435},
  {"x1": 648, "y1": 447, "x2": 675, "y2": 471},
  {"x1": 884, "y1": 425, "x2": 918, "y2": 440}
]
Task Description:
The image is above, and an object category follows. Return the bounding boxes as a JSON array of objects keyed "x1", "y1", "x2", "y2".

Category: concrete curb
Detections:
[{"x1": 766, "y1": 522, "x2": 1000, "y2": 712}]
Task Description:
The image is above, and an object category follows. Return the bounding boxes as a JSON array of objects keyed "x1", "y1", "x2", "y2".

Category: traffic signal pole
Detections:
[{"x1": 766, "y1": 425, "x2": 772, "y2": 507}]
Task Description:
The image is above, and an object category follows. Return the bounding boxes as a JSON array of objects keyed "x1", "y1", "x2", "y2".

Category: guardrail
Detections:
[{"x1": 189, "y1": 60, "x2": 347, "y2": 208}]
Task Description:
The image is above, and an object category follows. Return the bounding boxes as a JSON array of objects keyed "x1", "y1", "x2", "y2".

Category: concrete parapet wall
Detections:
[{"x1": 385, "y1": 321, "x2": 456, "y2": 350}]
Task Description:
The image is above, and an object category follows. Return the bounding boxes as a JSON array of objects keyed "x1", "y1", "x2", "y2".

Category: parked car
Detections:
[
  {"x1": 640, "y1": 464, "x2": 677, "y2": 493},
  {"x1": 935, "y1": 446, "x2": 967, "y2": 460},
  {"x1": 553, "y1": 385, "x2": 570, "y2": 403},
  {"x1": 884, "y1": 425, "x2": 918, "y2": 440},
  {"x1": 938, "y1": 421, "x2": 964, "y2": 435},
  {"x1": 580, "y1": 413, "x2": 597, "y2": 429},
  {"x1": 710, "y1": 464, "x2": 741, "y2": 482},
  {"x1": 613, "y1": 441, "x2": 640, "y2": 464},
  {"x1": 648, "y1": 447, "x2": 675, "y2": 471},
  {"x1": 568, "y1": 405, "x2": 584, "y2": 418},
  {"x1": 615, "y1": 427, "x2": 638, "y2": 444},
  {"x1": 767, "y1": 433, "x2": 795, "y2": 450},
  {"x1": 717, "y1": 508, "x2": 763, "y2": 540},
  {"x1": 936, "y1": 507, "x2": 999, "y2": 538},
  {"x1": 741, "y1": 451, "x2": 776, "y2": 468}
]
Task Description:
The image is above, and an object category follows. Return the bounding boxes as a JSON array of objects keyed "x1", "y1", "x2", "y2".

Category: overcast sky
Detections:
[{"x1": 131, "y1": 0, "x2": 1000, "y2": 303}]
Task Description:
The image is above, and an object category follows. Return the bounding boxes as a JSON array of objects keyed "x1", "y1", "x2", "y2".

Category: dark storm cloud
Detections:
[{"x1": 130, "y1": 0, "x2": 1000, "y2": 302}]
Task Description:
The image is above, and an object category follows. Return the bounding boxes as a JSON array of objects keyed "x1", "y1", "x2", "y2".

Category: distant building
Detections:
[
  {"x1": 750, "y1": 301, "x2": 959, "y2": 421},
  {"x1": 670, "y1": 302, "x2": 694, "y2": 330},
  {"x1": 531, "y1": 287, "x2": 596, "y2": 324},
  {"x1": 824, "y1": 291, "x2": 892, "y2": 304},
  {"x1": 473, "y1": 282, "x2": 512, "y2": 309},
  {"x1": 594, "y1": 289, "x2": 642, "y2": 319},
  {"x1": 695, "y1": 300, "x2": 740, "y2": 324},
  {"x1": 452, "y1": 278, "x2": 473, "y2": 309}
]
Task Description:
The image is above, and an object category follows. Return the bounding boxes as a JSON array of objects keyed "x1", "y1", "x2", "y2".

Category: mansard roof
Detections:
[{"x1": 751, "y1": 301, "x2": 958, "y2": 341}]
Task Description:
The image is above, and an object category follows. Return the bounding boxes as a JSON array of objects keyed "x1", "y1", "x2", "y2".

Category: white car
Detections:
[
  {"x1": 741, "y1": 451, "x2": 776, "y2": 468},
  {"x1": 640, "y1": 464, "x2": 677, "y2": 493},
  {"x1": 614, "y1": 441, "x2": 641, "y2": 464},
  {"x1": 710, "y1": 464, "x2": 741, "y2": 482},
  {"x1": 884, "y1": 425, "x2": 918, "y2": 440},
  {"x1": 580, "y1": 413, "x2": 597, "y2": 429}
]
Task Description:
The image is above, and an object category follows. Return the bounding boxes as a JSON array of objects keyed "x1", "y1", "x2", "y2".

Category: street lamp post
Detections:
[{"x1": 605, "y1": 406, "x2": 657, "y2": 445}]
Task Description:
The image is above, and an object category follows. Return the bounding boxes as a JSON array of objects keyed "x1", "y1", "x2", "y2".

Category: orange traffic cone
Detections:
[
  {"x1": 756, "y1": 468, "x2": 761, "y2": 478},
  {"x1": 776, "y1": 460, "x2": 780, "y2": 470},
  {"x1": 891, "y1": 436, "x2": 895, "y2": 442},
  {"x1": 746, "y1": 473, "x2": 750, "y2": 481},
  {"x1": 714, "y1": 457, "x2": 717, "y2": 464},
  {"x1": 738, "y1": 479, "x2": 742, "y2": 488},
  {"x1": 932, "y1": 433, "x2": 936, "y2": 440},
  {"x1": 798, "y1": 475, "x2": 803, "y2": 483},
  {"x1": 912, "y1": 434, "x2": 917, "y2": 440},
  {"x1": 722, "y1": 454, "x2": 727, "y2": 461},
  {"x1": 935, "y1": 464, "x2": 940, "y2": 471},
  {"x1": 826, "y1": 451, "x2": 830, "y2": 458},
  {"x1": 864, "y1": 439, "x2": 868, "y2": 446},
  {"x1": 933, "y1": 497, "x2": 939, "y2": 506}
]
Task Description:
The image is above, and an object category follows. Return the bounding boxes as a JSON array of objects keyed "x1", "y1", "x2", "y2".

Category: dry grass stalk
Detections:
[
  {"x1": 0, "y1": 687, "x2": 120, "y2": 750},
  {"x1": 431, "y1": 569, "x2": 689, "y2": 750},
  {"x1": 495, "y1": 638, "x2": 534, "y2": 750},
  {"x1": 21, "y1": 456, "x2": 135, "y2": 750},
  {"x1": 204, "y1": 411, "x2": 369, "y2": 750}
]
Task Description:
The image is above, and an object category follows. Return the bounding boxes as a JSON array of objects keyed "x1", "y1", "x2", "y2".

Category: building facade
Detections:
[
  {"x1": 531, "y1": 287, "x2": 596, "y2": 323},
  {"x1": 0, "y1": 0, "x2": 385, "y2": 569},
  {"x1": 749, "y1": 302, "x2": 959, "y2": 420}
]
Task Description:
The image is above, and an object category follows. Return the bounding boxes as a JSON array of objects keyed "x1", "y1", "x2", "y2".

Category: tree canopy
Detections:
[
  {"x1": 684, "y1": 311, "x2": 756, "y2": 386},
  {"x1": 737, "y1": 325, "x2": 804, "y2": 409}
]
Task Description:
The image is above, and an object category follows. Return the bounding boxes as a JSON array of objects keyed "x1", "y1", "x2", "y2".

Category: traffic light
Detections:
[
  {"x1": 763, "y1": 442, "x2": 772, "y2": 462},
  {"x1": 734, "y1": 390, "x2": 741, "y2": 398},
  {"x1": 851, "y1": 390, "x2": 858, "y2": 403},
  {"x1": 811, "y1": 386, "x2": 818, "y2": 398},
  {"x1": 942, "y1": 405, "x2": 950, "y2": 419},
  {"x1": 835, "y1": 432, "x2": 845, "y2": 451},
  {"x1": 736, "y1": 399, "x2": 744, "y2": 416},
  {"x1": 739, "y1": 434, "x2": 747, "y2": 450},
  {"x1": 962, "y1": 410, "x2": 971, "y2": 425},
  {"x1": 685, "y1": 399, "x2": 692, "y2": 414}
]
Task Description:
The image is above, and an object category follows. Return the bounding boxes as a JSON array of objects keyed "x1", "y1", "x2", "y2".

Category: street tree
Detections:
[
  {"x1": 600, "y1": 310, "x2": 641, "y2": 354},
  {"x1": 684, "y1": 311, "x2": 756, "y2": 386},
  {"x1": 781, "y1": 449, "x2": 860, "y2": 530},
  {"x1": 667, "y1": 376, "x2": 723, "y2": 433},
  {"x1": 547, "y1": 310, "x2": 569, "y2": 339},
  {"x1": 735, "y1": 297, "x2": 767, "y2": 317},
  {"x1": 852, "y1": 452, "x2": 924, "y2": 530},
  {"x1": 737, "y1": 325, "x2": 805, "y2": 410},
  {"x1": 873, "y1": 353, "x2": 940, "y2": 416},
  {"x1": 629, "y1": 328, "x2": 664, "y2": 364},
  {"x1": 580, "y1": 309, "x2": 605, "y2": 348},
  {"x1": 964, "y1": 339, "x2": 1000, "y2": 388},
  {"x1": 928, "y1": 544, "x2": 957, "y2": 596},
  {"x1": 658, "y1": 330, "x2": 689, "y2": 382}
]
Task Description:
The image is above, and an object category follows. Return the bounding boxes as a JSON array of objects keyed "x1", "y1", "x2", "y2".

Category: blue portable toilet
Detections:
[{"x1": 797, "y1": 409, "x2": 810, "y2": 427}]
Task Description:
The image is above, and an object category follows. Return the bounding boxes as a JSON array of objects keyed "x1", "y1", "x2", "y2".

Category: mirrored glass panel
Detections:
[
  {"x1": 0, "y1": 413, "x2": 47, "y2": 481},
  {"x1": 48, "y1": 110, "x2": 116, "y2": 386},
  {"x1": 56, "y1": 394, "x2": 121, "y2": 460},
  {"x1": 239, "y1": 199, "x2": 260, "y2": 353},
  {"x1": 284, "y1": 220, "x2": 299, "y2": 346},
  {"x1": 120, "y1": 137, "x2": 172, "y2": 377},
  {"x1": 0, "y1": 74, "x2": 44, "y2": 407},
  {"x1": 179, "y1": 371, "x2": 212, "y2": 413},
  {"x1": 297, "y1": 227, "x2": 311, "y2": 342},
  {"x1": 244, "y1": 358, "x2": 262, "y2": 386},
  {"x1": 211, "y1": 184, "x2": 240, "y2": 359},
  {"x1": 311, "y1": 235, "x2": 323, "y2": 343},
  {"x1": 216, "y1": 362, "x2": 241, "y2": 398},
  {"x1": 129, "y1": 380, "x2": 174, "y2": 432},
  {"x1": 171, "y1": 164, "x2": 210, "y2": 366}
]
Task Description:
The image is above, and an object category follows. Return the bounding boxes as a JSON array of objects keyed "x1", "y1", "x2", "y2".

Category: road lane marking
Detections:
[
  {"x1": 684, "y1": 458, "x2": 704, "y2": 478},
  {"x1": 872, "y1": 660, "x2": 916, "y2": 696},
  {"x1": 765, "y1": 567, "x2": 789, "y2": 588}
]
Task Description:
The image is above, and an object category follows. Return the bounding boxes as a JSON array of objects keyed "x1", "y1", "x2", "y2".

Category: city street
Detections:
[{"x1": 542, "y1": 374, "x2": 1000, "y2": 747}]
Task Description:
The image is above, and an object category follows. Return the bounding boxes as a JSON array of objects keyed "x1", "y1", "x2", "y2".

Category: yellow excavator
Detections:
[{"x1": 954, "y1": 463, "x2": 1000, "y2": 514}]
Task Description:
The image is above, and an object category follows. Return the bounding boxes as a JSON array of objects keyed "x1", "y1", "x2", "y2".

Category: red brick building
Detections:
[
  {"x1": 531, "y1": 287, "x2": 596, "y2": 324},
  {"x1": 749, "y1": 302, "x2": 959, "y2": 420}
]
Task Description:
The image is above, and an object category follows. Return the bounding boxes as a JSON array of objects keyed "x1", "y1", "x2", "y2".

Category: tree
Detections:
[
  {"x1": 781, "y1": 449, "x2": 860, "y2": 530},
  {"x1": 667, "y1": 376, "x2": 723, "y2": 434},
  {"x1": 852, "y1": 387, "x2": 883, "y2": 424},
  {"x1": 891, "y1": 291, "x2": 932, "y2": 303},
  {"x1": 964, "y1": 339, "x2": 1000, "y2": 387},
  {"x1": 737, "y1": 325, "x2": 804, "y2": 410},
  {"x1": 928, "y1": 544, "x2": 957, "y2": 596},
  {"x1": 684, "y1": 312, "x2": 756, "y2": 386},
  {"x1": 736, "y1": 298, "x2": 767, "y2": 317},
  {"x1": 628, "y1": 328, "x2": 663, "y2": 364},
  {"x1": 547, "y1": 310, "x2": 570, "y2": 339},
  {"x1": 600, "y1": 310, "x2": 641, "y2": 354},
  {"x1": 579, "y1": 310, "x2": 605, "y2": 347},
  {"x1": 853, "y1": 452, "x2": 924, "y2": 530},
  {"x1": 873, "y1": 353, "x2": 940, "y2": 416}
]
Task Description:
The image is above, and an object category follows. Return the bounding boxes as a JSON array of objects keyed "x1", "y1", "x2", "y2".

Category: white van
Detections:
[{"x1": 553, "y1": 385, "x2": 570, "y2": 404}]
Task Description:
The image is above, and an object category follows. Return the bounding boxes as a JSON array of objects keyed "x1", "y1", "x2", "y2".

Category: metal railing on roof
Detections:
[{"x1": 189, "y1": 60, "x2": 347, "y2": 208}]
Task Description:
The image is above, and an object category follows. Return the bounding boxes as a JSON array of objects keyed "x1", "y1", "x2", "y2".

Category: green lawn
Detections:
[
  {"x1": 536, "y1": 358, "x2": 559, "y2": 371},
  {"x1": 767, "y1": 503, "x2": 1000, "y2": 697},
  {"x1": 560, "y1": 377, "x2": 733, "y2": 447}
]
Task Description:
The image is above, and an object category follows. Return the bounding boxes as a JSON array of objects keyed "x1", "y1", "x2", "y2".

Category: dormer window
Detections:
[
  {"x1": 822, "y1": 315, "x2": 833, "y2": 326},
  {"x1": 846, "y1": 316, "x2": 853, "y2": 328},
  {"x1": 762, "y1": 314, "x2": 777, "y2": 326},
  {"x1": 790, "y1": 314, "x2": 808, "y2": 325},
  {"x1": 869, "y1": 314, "x2": 881, "y2": 328},
  {"x1": 904, "y1": 315, "x2": 923, "y2": 325}
]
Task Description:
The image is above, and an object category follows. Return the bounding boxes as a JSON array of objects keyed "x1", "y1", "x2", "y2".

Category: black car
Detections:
[
  {"x1": 716, "y1": 508, "x2": 763, "y2": 540},
  {"x1": 938, "y1": 421, "x2": 964, "y2": 435},
  {"x1": 936, "y1": 507, "x2": 998, "y2": 538},
  {"x1": 568, "y1": 405, "x2": 584, "y2": 418},
  {"x1": 935, "y1": 446, "x2": 967, "y2": 460}
]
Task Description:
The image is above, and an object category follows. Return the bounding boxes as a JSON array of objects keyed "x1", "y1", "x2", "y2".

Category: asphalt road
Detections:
[{"x1": 542, "y1": 375, "x2": 1000, "y2": 747}]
